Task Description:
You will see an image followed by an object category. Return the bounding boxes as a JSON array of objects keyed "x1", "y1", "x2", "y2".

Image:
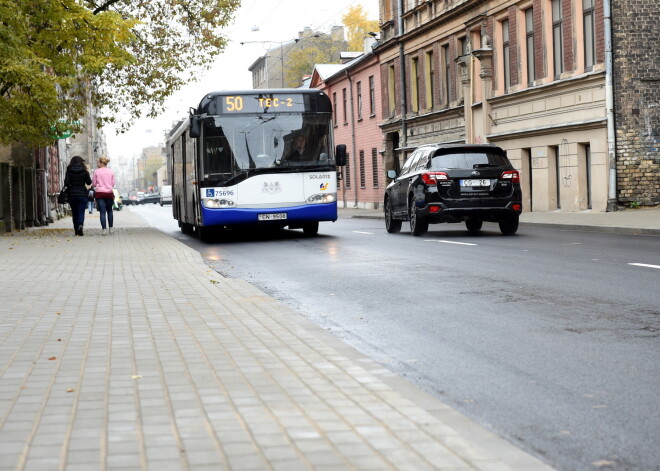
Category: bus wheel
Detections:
[
  {"x1": 302, "y1": 221, "x2": 319, "y2": 237},
  {"x1": 180, "y1": 222, "x2": 194, "y2": 235}
]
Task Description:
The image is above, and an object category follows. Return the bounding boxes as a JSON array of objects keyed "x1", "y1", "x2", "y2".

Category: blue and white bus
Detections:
[{"x1": 167, "y1": 89, "x2": 346, "y2": 241}]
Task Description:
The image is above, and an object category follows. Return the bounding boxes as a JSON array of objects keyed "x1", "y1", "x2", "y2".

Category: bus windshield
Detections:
[{"x1": 202, "y1": 113, "x2": 333, "y2": 184}]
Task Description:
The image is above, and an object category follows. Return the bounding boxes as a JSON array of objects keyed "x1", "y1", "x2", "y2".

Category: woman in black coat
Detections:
[{"x1": 64, "y1": 155, "x2": 92, "y2": 236}]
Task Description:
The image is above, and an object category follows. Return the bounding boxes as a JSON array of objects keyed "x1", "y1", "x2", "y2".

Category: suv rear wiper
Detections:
[{"x1": 473, "y1": 163, "x2": 499, "y2": 168}]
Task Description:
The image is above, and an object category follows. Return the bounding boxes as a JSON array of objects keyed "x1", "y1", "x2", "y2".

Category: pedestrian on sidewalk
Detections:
[
  {"x1": 92, "y1": 157, "x2": 116, "y2": 236},
  {"x1": 64, "y1": 156, "x2": 92, "y2": 236}
]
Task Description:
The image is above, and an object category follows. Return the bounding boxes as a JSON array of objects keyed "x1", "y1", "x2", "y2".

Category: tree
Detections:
[
  {"x1": 284, "y1": 35, "x2": 342, "y2": 88},
  {"x1": 0, "y1": 0, "x2": 240, "y2": 146},
  {"x1": 342, "y1": 5, "x2": 379, "y2": 52}
]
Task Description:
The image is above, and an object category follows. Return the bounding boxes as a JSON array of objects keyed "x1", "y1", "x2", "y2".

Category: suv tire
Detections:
[
  {"x1": 409, "y1": 199, "x2": 428, "y2": 236},
  {"x1": 465, "y1": 218, "x2": 483, "y2": 234},
  {"x1": 385, "y1": 199, "x2": 402, "y2": 233},
  {"x1": 499, "y1": 215, "x2": 519, "y2": 235}
]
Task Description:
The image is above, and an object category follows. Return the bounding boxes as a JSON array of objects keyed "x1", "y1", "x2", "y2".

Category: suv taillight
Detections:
[
  {"x1": 421, "y1": 172, "x2": 449, "y2": 185},
  {"x1": 500, "y1": 170, "x2": 520, "y2": 183}
]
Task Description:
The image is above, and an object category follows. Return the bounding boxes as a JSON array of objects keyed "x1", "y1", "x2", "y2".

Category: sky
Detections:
[{"x1": 104, "y1": 0, "x2": 379, "y2": 169}]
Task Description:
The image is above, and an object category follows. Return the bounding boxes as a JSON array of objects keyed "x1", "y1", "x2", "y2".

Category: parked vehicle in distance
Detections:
[
  {"x1": 124, "y1": 191, "x2": 140, "y2": 205},
  {"x1": 141, "y1": 193, "x2": 160, "y2": 205},
  {"x1": 160, "y1": 185, "x2": 172, "y2": 206},
  {"x1": 384, "y1": 143, "x2": 522, "y2": 236}
]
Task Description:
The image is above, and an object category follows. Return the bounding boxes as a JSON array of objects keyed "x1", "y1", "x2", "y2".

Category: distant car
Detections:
[
  {"x1": 141, "y1": 193, "x2": 160, "y2": 205},
  {"x1": 160, "y1": 185, "x2": 172, "y2": 206},
  {"x1": 124, "y1": 191, "x2": 139, "y2": 205},
  {"x1": 384, "y1": 143, "x2": 523, "y2": 236}
]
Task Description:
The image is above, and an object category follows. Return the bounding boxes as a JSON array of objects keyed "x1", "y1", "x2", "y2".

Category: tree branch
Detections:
[{"x1": 92, "y1": 0, "x2": 123, "y2": 15}]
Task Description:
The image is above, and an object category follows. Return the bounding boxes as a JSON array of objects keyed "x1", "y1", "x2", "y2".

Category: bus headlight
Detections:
[
  {"x1": 203, "y1": 198, "x2": 236, "y2": 209},
  {"x1": 307, "y1": 193, "x2": 336, "y2": 204}
]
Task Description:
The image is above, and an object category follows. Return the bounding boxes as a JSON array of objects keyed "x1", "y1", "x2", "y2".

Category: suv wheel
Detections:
[
  {"x1": 465, "y1": 218, "x2": 483, "y2": 234},
  {"x1": 409, "y1": 199, "x2": 428, "y2": 236},
  {"x1": 499, "y1": 215, "x2": 519, "y2": 235},
  {"x1": 385, "y1": 198, "x2": 401, "y2": 233}
]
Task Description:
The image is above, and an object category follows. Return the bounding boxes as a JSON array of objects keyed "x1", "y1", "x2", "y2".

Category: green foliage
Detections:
[
  {"x1": 0, "y1": 0, "x2": 240, "y2": 146},
  {"x1": 342, "y1": 5, "x2": 379, "y2": 52},
  {"x1": 285, "y1": 35, "x2": 341, "y2": 88},
  {"x1": 629, "y1": 201, "x2": 641, "y2": 209}
]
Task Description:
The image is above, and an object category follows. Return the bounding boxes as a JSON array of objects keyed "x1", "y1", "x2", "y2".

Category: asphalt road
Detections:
[{"x1": 135, "y1": 204, "x2": 660, "y2": 471}]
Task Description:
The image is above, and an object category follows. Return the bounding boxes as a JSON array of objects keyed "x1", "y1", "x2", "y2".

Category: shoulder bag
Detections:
[{"x1": 58, "y1": 186, "x2": 69, "y2": 204}]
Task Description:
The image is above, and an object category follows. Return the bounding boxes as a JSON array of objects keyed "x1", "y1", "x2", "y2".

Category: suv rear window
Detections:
[{"x1": 431, "y1": 152, "x2": 510, "y2": 169}]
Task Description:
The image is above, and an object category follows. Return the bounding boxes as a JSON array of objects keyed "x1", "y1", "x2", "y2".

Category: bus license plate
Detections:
[
  {"x1": 258, "y1": 213, "x2": 287, "y2": 221},
  {"x1": 460, "y1": 179, "x2": 490, "y2": 187}
]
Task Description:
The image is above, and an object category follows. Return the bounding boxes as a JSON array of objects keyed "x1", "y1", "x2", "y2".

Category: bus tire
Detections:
[
  {"x1": 302, "y1": 221, "x2": 319, "y2": 237},
  {"x1": 180, "y1": 222, "x2": 194, "y2": 235}
]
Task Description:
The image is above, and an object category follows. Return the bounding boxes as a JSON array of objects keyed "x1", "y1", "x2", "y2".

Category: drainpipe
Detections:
[
  {"x1": 397, "y1": 0, "x2": 408, "y2": 150},
  {"x1": 346, "y1": 70, "x2": 359, "y2": 207},
  {"x1": 604, "y1": 0, "x2": 617, "y2": 211}
]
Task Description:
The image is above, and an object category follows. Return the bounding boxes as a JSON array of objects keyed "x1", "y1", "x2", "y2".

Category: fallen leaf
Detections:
[
  {"x1": 132, "y1": 375, "x2": 142, "y2": 379},
  {"x1": 66, "y1": 388, "x2": 75, "y2": 393},
  {"x1": 48, "y1": 357, "x2": 57, "y2": 361},
  {"x1": 592, "y1": 459, "x2": 616, "y2": 467},
  {"x1": 210, "y1": 280, "x2": 219, "y2": 284}
]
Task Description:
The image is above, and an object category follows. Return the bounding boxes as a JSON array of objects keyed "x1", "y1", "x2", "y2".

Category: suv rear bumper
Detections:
[{"x1": 420, "y1": 201, "x2": 522, "y2": 223}]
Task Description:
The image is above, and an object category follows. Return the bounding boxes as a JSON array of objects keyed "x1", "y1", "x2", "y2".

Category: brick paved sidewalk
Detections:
[{"x1": 0, "y1": 210, "x2": 554, "y2": 471}]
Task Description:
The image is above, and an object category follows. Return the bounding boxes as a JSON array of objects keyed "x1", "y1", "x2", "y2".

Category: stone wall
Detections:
[{"x1": 613, "y1": 0, "x2": 660, "y2": 206}]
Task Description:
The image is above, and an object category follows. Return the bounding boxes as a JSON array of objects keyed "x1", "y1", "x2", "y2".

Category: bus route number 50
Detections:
[{"x1": 225, "y1": 96, "x2": 243, "y2": 112}]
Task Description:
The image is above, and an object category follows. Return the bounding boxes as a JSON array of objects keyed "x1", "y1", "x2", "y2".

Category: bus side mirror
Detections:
[
  {"x1": 189, "y1": 116, "x2": 201, "y2": 138},
  {"x1": 335, "y1": 144, "x2": 347, "y2": 166}
]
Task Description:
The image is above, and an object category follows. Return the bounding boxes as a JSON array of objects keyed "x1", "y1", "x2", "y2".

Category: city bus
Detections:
[{"x1": 167, "y1": 89, "x2": 346, "y2": 241}]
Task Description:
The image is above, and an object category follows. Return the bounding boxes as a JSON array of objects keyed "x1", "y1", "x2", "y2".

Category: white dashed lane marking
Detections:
[
  {"x1": 352, "y1": 231, "x2": 374, "y2": 235},
  {"x1": 425, "y1": 240, "x2": 478, "y2": 246},
  {"x1": 628, "y1": 263, "x2": 660, "y2": 270}
]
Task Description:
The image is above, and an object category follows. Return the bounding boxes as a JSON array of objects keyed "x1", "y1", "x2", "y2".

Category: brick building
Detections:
[
  {"x1": 310, "y1": 43, "x2": 385, "y2": 209},
  {"x1": 612, "y1": 0, "x2": 659, "y2": 206},
  {"x1": 375, "y1": 0, "x2": 646, "y2": 212}
]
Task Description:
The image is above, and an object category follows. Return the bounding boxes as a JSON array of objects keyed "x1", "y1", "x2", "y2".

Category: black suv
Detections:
[{"x1": 384, "y1": 144, "x2": 522, "y2": 236}]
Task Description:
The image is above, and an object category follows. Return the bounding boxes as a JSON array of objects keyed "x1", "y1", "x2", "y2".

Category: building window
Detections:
[
  {"x1": 411, "y1": 57, "x2": 419, "y2": 112},
  {"x1": 502, "y1": 19, "x2": 511, "y2": 91},
  {"x1": 384, "y1": 0, "x2": 392, "y2": 21},
  {"x1": 368, "y1": 75, "x2": 375, "y2": 116},
  {"x1": 357, "y1": 81, "x2": 363, "y2": 120},
  {"x1": 525, "y1": 9, "x2": 535, "y2": 84},
  {"x1": 332, "y1": 92, "x2": 337, "y2": 126},
  {"x1": 457, "y1": 37, "x2": 467, "y2": 101},
  {"x1": 342, "y1": 88, "x2": 348, "y2": 124},
  {"x1": 388, "y1": 64, "x2": 396, "y2": 116},
  {"x1": 372, "y1": 148, "x2": 379, "y2": 188},
  {"x1": 345, "y1": 159, "x2": 351, "y2": 189},
  {"x1": 359, "y1": 150, "x2": 366, "y2": 188},
  {"x1": 552, "y1": 0, "x2": 564, "y2": 77},
  {"x1": 583, "y1": 0, "x2": 595, "y2": 70},
  {"x1": 442, "y1": 44, "x2": 450, "y2": 104},
  {"x1": 424, "y1": 50, "x2": 434, "y2": 109}
]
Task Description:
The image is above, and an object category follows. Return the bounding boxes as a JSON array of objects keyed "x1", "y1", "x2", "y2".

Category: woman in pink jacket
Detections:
[{"x1": 92, "y1": 157, "x2": 116, "y2": 235}]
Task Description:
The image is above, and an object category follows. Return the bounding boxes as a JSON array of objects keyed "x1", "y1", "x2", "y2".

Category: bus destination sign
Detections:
[{"x1": 222, "y1": 94, "x2": 305, "y2": 113}]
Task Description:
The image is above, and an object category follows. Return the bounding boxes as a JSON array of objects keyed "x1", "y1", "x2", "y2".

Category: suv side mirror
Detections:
[
  {"x1": 189, "y1": 116, "x2": 201, "y2": 138},
  {"x1": 335, "y1": 144, "x2": 347, "y2": 166},
  {"x1": 387, "y1": 169, "x2": 397, "y2": 179}
]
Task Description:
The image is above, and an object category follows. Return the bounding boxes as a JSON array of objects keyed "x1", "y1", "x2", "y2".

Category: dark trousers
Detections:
[
  {"x1": 69, "y1": 196, "x2": 88, "y2": 230},
  {"x1": 96, "y1": 198, "x2": 114, "y2": 230}
]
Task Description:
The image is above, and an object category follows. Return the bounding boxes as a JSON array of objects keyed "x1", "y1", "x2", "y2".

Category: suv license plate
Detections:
[
  {"x1": 258, "y1": 213, "x2": 287, "y2": 221},
  {"x1": 460, "y1": 179, "x2": 490, "y2": 187}
]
